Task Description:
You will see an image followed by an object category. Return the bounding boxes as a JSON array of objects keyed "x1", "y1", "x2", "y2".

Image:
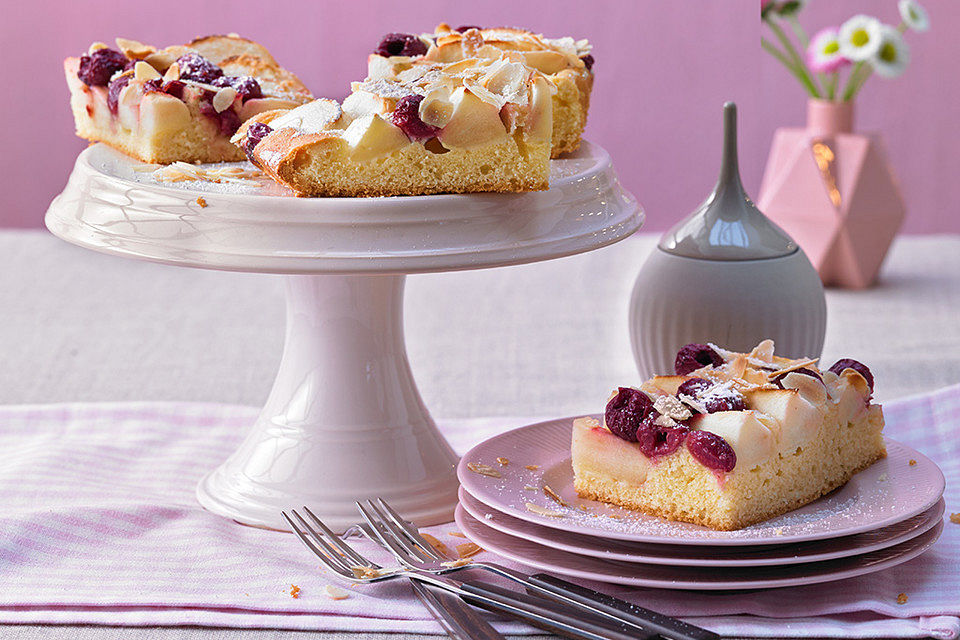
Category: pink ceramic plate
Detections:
[
  {"x1": 459, "y1": 487, "x2": 945, "y2": 567},
  {"x1": 455, "y1": 506, "x2": 944, "y2": 590},
  {"x1": 457, "y1": 416, "x2": 945, "y2": 546}
]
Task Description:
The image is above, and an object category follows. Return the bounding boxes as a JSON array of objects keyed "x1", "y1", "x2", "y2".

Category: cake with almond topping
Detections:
[
  {"x1": 233, "y1": 51, "x2": 553, "y2": 197},
  {"x1": 65, "y1": 35, "x2": 311, "y2": 164},
  {"x1": 367, "y1": 24, "x2": 592, "y2": 157},
  {"x1": 572, "y1": 340, "x2": 886, "y2": 530}
]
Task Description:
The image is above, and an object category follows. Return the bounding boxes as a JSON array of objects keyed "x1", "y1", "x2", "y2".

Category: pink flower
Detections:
[{"x1": 807, "y1": 27, "x2": 849, "y2": 73}]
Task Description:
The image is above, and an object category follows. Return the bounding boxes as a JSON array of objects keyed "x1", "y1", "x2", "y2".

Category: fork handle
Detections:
[
  {"x1": 526, "y1": 573, "x2": 719, "y2": 640},
  {"x1": 458, "y1": 580, "x2": 653, "y2": 640}
]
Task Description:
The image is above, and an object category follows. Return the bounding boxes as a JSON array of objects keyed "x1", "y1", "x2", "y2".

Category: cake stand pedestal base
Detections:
[{"x1": 196, "y1": 274, "x2": 459, "y2": 531}]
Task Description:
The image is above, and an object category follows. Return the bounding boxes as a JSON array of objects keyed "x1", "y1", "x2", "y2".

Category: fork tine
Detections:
[
  {"x1": 365, "y1": 500, "x2": 433, "y2": 562},
  {"x1": 356, "y1": 500, "x2": 423, "y2": 567},
  {"x1": 374, "y1": 498, "x2": 448, "y2": 561},
  {"x1": 301, "y1": 506, "x2": 378, "y2": 569},
  {"x1": 285, "y1": 509, "x2": 356, "y2": 575},
  {"x1": 282, "y1": 510, "x2": 354, "y2": 578}
]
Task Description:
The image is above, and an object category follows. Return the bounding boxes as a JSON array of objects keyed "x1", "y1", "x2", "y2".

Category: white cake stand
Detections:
[{"x1": 45, "y1": 142, "x2": 641, "y2": 531}]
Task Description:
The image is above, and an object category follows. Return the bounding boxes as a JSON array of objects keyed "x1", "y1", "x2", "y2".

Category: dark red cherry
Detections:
[
  {"x1": 687, "y1": 430, "x2": 737, "y2": 472},
  {"x1": 78, "y1": 48, "x2": 130, "y2": 87},
  {"x1": 243, "y1": 122, "x2": 272, "y2": 158},
  {"x1": 772, "y1": 367, "x2": 823, "y2": 389},
  {"x1": 604, "y1": 387, "x2": 654, "y2": 442},
  {"x1": 636, "y1": 415, "x2": 689, "y2": 459},
  {"x1": 176, "y1": 52, "x2": 223, "y2": 84},
  {"x1": 828, "y1": 359, "x2": 874, "y2": 391},
  {"x1": 580, "y1": 54, "x2": 595, "y2": 70},
  {"x1": 391, "y1": 95, "x2": 439, "y2": 140},
  {"x1": 675, "y1": 343, "x2": 724, "y2": 375},
  {"x1": 374, "y1": 33, "x2": 428, "y2": 57},
  {"x1": 106, "y1": 74, "x2": 131, "y2": 114},
  {"x1": 455, "y1": 25, "x2": 482, "y2": 33}
]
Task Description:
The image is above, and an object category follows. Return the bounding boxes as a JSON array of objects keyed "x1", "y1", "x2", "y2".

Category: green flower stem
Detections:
[
  {"x1": 767, "y1": 19, "x2": 822, "y2": 97},
  {"x1": 761, "y1": 38, "x2": 817, "y2": 90},
  {"x1": 848, "y1": 64, "x2": 873, "y2": 100},
  {"x1": 787, "y1": 16, "x2": 810, "y2": 48}
]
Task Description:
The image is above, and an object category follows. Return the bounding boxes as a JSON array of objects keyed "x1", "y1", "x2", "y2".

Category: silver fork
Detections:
[
  {"x1": 282, "y1": 507, "x2": 645, "y2": 640},
  {"x1": 357, "y1": 498, "x2": 719, "y2": 640}
]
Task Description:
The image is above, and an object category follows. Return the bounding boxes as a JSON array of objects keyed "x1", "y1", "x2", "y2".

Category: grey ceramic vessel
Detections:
[{"x1": 629, "y1": 103, "x2": 827, "y2": 378}]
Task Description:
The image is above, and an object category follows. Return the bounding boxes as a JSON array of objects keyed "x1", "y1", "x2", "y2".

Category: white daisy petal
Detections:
[
  {"x1": 838, "y1": 14, "x2": 883, "y2": 62},
  {"x1": 898, "y1": 0, "x2": 930, "y2": 32},
  {"x1": 807, "y1": 27, "x2": 848, "y2": 73},
  {"x1": 871, "y1": 25, "x2": 911, "y2": 78}
]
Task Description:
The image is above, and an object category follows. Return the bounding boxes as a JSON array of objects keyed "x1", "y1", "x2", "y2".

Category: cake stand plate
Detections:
[{"x1": 45, "y1": 142, "x2": 641, "y2": 531}]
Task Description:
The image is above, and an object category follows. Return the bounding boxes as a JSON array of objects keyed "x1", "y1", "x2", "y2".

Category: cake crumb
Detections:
[
  {"x1": 543, "y1": 484, "x2": 568, "y2": 507},
  {"x1": 496, "y1": 457, "x2": 509, "y2": 466},
  {"x1": 909, "y1": 459, "x2": 917, "y2": 466},
  {"x1": 289, "y1": 584, "x2": 301, "y2": 599},
  {"x1": 525, "y1": 502, "x2": 564, "y2": 518},
  {"x1": 419, "y1": 532, "x2": 450, "y2": 558},
  {"x1": 578, "y1": 505, "x2": 590, "y2": 512},
  {"x1": 456, "y1": 542, "x2": 483, "y2": 559},
  {"x1": 195, "y1": 196, "x2": 208, "y2": 208},
  {"x1": 467, "y1": 462, "x2": 501, "y2": 478},
  {"x1": 897, "y1": 592, "x2": 908, "y2": 605},
  {"x1": 878, "y1": 473, "x2": 889, "y2": 482},
  {"x1": 324, "y1": 585, "x2": 350, "y2": 600},
  {"x1": 441, "y1": 558, "x2": 471, "y2": 568},
  {"x1": 773, "y1": 527, "x2": 784, "y2": 536},
  {"x1": 525, "y1": 464, "x2": 540, "y2": 471},
  {"x1": 949, "y1": 513, "x2": 960, "y2": 524}
]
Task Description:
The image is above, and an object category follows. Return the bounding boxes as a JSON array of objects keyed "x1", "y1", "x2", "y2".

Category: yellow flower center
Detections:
[
  {"x1": 851, "y1": 29, "x2": 870, "y2": 47},
  {"x1": 823, "y1": 41, "x2": 840, "y2": 55},
  {"x1": 879, "y1": 42, "x2": 898, "y2": 63}
]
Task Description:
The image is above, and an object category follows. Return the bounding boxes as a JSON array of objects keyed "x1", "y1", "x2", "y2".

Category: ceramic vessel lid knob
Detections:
[{"x1": 659, "y1": 102, "x2": 798, "y2": 260}]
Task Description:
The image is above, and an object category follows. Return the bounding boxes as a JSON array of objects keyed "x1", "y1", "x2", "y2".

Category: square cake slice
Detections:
[
  {"x1": 572, "y1": 340, "x2": 885, "y2": 530},
  {"x1": 232, "y1": 51, "x2": 553, "y2": 197},
  {"x1": 367, "y1": 24, "x2": 593, "y2": 157},
  {"x1": 65, "y1": 35, "x2": 312, "y2": 164}
]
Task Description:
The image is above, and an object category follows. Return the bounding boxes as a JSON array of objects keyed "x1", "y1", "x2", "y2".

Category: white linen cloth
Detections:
[{"x1": 1, "y1": 385, "x2": 958, "y2": 638}]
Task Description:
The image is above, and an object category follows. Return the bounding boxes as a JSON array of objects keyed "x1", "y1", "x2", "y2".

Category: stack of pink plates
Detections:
[{"x1": 456, "y1": 416, "x2": 946, "y2": 590}]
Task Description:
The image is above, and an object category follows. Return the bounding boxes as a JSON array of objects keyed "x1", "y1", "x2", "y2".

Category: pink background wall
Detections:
[{"x1": 1, "y1": 0, "x2": 955, "y2": 232}]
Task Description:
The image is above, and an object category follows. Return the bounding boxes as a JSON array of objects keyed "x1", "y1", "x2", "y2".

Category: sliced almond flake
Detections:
[
  {"x1": 134, "y1": 60, "x2": 161, "y2": 82},
  {"x1": 467, "y1": 462, "x2": 501, "y2": 478},
  {"x1": 578, "y1": 505, "x2": 590, "y2": 512},
  {"x1": 456, "y1": 542, "x2": 483, "y2": 559},
  {"x1": 163, "y1": 62, "x2": 181, "y2": 81},
  {"x1": 496, "y1": 457, "x2": 509, "y2": 466},
  {"x1": 447, "y1": 531, "x2": 467, "y2": 538},
  {"x1": 441, "y1": 558, "x2": 471, "y2": 568},
  {"x1": 524, "y1": 502, "x2": 564, "y2": 518},
  {"x1": 213, "y1": 87, "x2": 238, "y2": 113},
  {"x1": 350, "y1": 565, "x2": 394, "y2": 579},
  {"x1": 523, "y1": 485, "x2": 537, "y2": 492},
  {"x1": 88, "y1": 42, "x2": 109, "y2": 54},
  {"x1": 419, "y1": 532, "x2": 450, "y2": 558},
  {"x1": 524, "y1": 464, "x2": 540, "y2": 471},
  {"x1": 653, "y1": 394, "x2": 692, "y2": 421},
  {"x1": 542, "y1": 485, "x2": 567, "y2": 506},
  {"x1": 324, "y1": 584, "x2": 350, "y2": 600},
  {"x1": 116, "y1": 37, "x2": 155, "y2": 60},
  {"x1": 678, "y1": 393, "x2": 708, "y2": 414},
  {"x1": 765, "y1": 358, "x2": 819, "y2": 379}
]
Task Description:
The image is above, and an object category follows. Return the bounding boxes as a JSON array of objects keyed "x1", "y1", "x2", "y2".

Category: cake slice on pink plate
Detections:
[{"x1": 572, "y1": 340, "x2": 885, "y2": 530}]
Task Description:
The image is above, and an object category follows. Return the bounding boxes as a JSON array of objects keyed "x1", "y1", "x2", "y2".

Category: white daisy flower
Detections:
[
  {"x1": 871, "y1": 25, "x2": 911, "y2": 78},
  {"x1": 898, "y1": 0, "x2": 930, "y2": 32},
  {"x1": 807, "y1": 27, "x2": 848, "y2": 73},
  {"x1": 838, "y1": 15, "x2": 883, "y2": 61}
]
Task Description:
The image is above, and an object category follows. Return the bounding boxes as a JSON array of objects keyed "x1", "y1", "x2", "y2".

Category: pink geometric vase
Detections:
[{"x1": 757, "y1": 99, "x2": 905, "y2": 289}]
